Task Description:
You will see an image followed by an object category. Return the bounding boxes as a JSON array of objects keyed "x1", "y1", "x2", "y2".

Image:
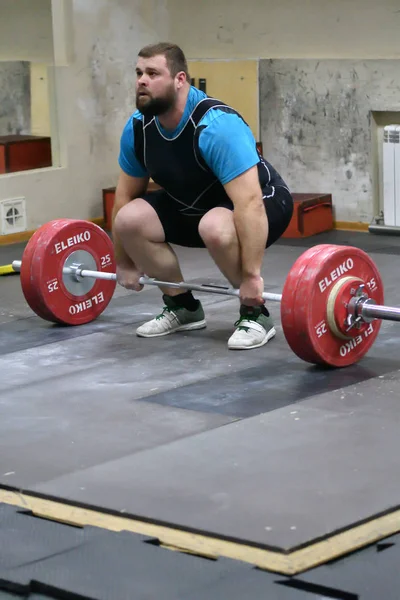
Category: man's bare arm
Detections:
[
  {"x1": 223, "y1": 165, "x2": 268, "y2": 279},
  {"x1": 111, "y1": 170, "x2": 149, "y2": 263}
]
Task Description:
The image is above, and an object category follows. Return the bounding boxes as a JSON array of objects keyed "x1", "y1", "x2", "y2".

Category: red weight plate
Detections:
[
  {"x1": 30, "y1": 220, "x2": 116, "y2": 325},
  {"x1": 20, "y1": 220, "x2": 72, "y2": 322},
  {"x1": 281, "y1": 244, "x2": 336, "y2": 364},
  {"x1": 293, "y1": 245, "x2": 384, "y2": 367}
]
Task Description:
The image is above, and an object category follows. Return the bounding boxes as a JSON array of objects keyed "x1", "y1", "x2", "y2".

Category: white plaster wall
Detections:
[
  {"x1": 0, "y1": 0, "x2": 169, "y2": 230},
  {"x1": 167, "y1": 0, "x2": 400, "y2": 59},
  {"x1": 0, "y1": 0, "x2": 53, "y2": 63}
]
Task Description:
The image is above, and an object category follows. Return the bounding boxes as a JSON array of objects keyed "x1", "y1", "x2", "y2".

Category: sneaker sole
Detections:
[
  {"x1": 136, "y1": 319, "x2": 207, "y2": 338},
  {"x1": 228, "y1": 327, "x2": 276, "y2": 350}
]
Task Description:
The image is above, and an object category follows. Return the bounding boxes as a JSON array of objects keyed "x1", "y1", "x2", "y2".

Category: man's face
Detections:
[{"x1": 135, "y1": 54, "x2": 177, "y2": 116}]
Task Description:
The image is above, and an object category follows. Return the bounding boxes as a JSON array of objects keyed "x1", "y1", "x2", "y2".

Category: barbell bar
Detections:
[
  {"x1": 10, "y1": 259, "x2": 400, "y2": 323},
  {"x1": 11, "y1": 260, "x2": 284, "y2": 303},
  {"x1": 8, "y1": 218, "x2": 400, "y2": 368}
]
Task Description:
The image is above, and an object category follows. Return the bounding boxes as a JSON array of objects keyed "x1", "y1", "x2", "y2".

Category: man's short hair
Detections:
[{"x1": 138, "y1": 42, "x2": 190, "y2": 80}]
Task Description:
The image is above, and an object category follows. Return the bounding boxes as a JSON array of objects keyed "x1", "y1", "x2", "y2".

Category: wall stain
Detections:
[
  {"x1": 258, "y1": 58, "x2": 400, "y2": 221},
  {"x1": 0, "y1": 61, "x2": 31, "y2": 136},
  {"x1": 217, "y1": 25, "x2": 234, "y2": 44}
]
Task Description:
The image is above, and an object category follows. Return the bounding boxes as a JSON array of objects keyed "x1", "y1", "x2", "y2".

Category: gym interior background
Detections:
[
  {"x1": 1, "y1": 0, "x2": 400, "y2": 236},
  {"x1": 2, "y1": 2, "x2": 400, "y2": 599}
]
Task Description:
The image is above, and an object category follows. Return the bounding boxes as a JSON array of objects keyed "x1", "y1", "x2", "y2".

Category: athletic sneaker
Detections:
[
  {"x1": 228, "y1": 305, "x2": 276, "y2": 350},
  {"x1": 136, "y1": 295, "x2": 206, "y2": 338}
]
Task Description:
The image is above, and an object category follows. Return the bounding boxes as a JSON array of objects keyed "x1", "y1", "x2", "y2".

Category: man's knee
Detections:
[
  {"x1": 113, "y1": 199, "x2": 143, "y2": 236},
  {"x1": 114, "y1": 198, "x2": 164, "y2": 242},
  {"x1": 198, "y1": 208, "x2": 236, "y2": 249}
]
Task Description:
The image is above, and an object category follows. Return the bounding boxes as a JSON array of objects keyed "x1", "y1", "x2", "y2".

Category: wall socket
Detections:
[{"x1": 0, "y1": 198, "x2": 27, "y2": 235}]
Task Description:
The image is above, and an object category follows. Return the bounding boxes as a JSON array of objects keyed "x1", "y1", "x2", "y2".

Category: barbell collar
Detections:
[{"x1": 12, "y1": 261, "x2": 22, "y2": 272}]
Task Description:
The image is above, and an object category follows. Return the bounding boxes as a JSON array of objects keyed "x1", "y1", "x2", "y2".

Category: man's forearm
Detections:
[
  {"x1": 233, "y1": 195, "x2": 268, "y2": 278},
  {"x1": 111, "y1": 191, "x2": 134, "y2": 264}
]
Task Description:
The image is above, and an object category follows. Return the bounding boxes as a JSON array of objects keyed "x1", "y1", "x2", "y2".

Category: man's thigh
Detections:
[
  {"x1": 141, "y1": 190, "x2": 206, "y2": 248},
  {"x1": 212, "y1": 184, "x2": 294, "y2": 248},
  {"x1": 262, "y1": 185, "x2": 294, "y2": 247}
]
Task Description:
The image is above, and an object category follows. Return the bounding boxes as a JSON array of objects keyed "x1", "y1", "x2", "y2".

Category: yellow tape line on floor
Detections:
[
  {"x1": 1, "y1": 489, "x2": 400, "y2": 575},
  {"x1": 0, "y1": 264, "x2": 17, "y2": 276}
]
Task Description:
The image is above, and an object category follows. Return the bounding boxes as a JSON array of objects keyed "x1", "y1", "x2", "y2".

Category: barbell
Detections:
[{"x1": 9, "y1": 218, "x2": 400, "y2": 368}]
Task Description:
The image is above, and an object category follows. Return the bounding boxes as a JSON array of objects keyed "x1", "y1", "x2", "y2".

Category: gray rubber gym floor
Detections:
[{"x1": 1, "y1": 229, "x2": 400, "y2": 598}]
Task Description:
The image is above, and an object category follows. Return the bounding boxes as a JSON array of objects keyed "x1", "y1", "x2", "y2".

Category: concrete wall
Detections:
[
  {"x1": 0, "y1": 0, "x2": 54, "y2": 63},
  {"x1": 166, "y1": 0, "x2": 400, "y2": 223},
  {"x1": 1, "y1": 0, "x2": 399, "y2": 231},
  {"x1": 0, "y1": 62, "x2": 31, "y2": 135},
  {"x1": 30, "y1": 63, "x2": 51, "y2": 137},
  {"x1": 0, "y1": 0, "x2": 169, "y2": 231},
  {"x1": 258, "y1": 59, "x2": 400, "y2": 223},
  {"x1": 167, "y1": 0, "x2": 400, "y2": 59}
]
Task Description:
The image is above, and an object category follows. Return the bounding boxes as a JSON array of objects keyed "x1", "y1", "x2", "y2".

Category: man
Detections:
[{"x1": 113, "y1": 42, "x2": 293, "y2": 350}]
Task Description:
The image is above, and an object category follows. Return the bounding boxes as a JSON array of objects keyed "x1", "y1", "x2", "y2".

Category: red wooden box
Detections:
[
  {"x1": 0, "y1": 135, "x2": 52, "y2": 174},
  {"x1": 282, "y1": 193, "x2": 333, "y2": 238}
]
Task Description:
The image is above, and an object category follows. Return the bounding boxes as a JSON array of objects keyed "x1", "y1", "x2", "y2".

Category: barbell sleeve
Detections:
[{"x1": 361, "y1": 302, "x2": 400, "y2": 322}]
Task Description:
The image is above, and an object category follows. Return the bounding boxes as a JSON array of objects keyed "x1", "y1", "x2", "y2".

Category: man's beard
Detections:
[{"x1": 136, "y1": 88, "x2": 176, "y2": 117}]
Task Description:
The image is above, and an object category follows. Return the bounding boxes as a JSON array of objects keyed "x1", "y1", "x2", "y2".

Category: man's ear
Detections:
[{"x1": 176, "y1": 71, "x2": 187, "y2": 88}]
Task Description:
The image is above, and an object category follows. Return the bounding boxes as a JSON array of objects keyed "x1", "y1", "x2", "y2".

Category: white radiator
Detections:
[{"x1": 383, "y1": 125, "x2": 400, "y2": 226}]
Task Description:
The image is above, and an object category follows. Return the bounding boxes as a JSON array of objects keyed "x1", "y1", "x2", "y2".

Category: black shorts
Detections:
[{"x1": 141, "y1": 184, "x2": 294, "y2": 248}]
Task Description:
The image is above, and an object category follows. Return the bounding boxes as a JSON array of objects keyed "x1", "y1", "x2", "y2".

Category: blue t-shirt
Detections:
[{"x1": 118, "y1": 86, "x2": 259, "y2": 185}]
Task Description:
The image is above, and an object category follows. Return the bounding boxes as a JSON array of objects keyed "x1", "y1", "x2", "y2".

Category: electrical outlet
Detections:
[{"x1": 0, "y1": 198, "x2": 27, "y2": 235}]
